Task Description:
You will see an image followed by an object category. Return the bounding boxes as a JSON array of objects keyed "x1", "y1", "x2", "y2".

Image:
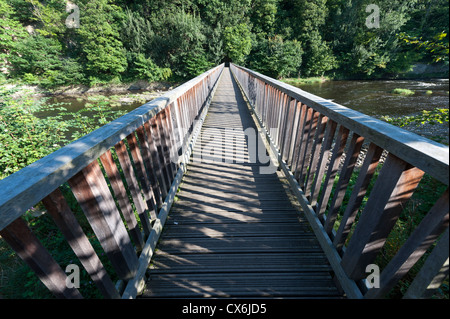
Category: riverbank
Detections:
[{"x1": 1, "y1": 79, "x2": 176, "y2": 104}]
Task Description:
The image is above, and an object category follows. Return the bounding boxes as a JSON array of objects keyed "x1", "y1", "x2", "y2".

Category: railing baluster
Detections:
[
  {"x1": 280, "y1": 97, "x2": 294, "y2": 161},
  {"x1": 99, "y1": 150, "x2": 147, "y2": 246},
  {"x1": 365, "y1": 188, "x2": 449, "y2": 298},
  {"x1": 68, "y1": 160, "x2": 139, "y2": 282},
  {"x1": 316, "y1": 126, "x2": 350, "y2": 218},
  {"x1": 341, "y1": 153, "x2": 425, "y2": 280},
  {"x1": 114, "y1": 140, "x2": 153, "y2": 236},
  {"x1": 42, "y1": 188, "x2": 121, "y2": 298},
  {"x1": 135, "y1": 126, "x2": 163, "y2": 208},
  {"x1": 333, "y1": 143, "x2": 383, "y2": 251},
  {"x1": 324, "y1": 133, "x2": 365, "y2": 235},
  {"x1": 286, "y1": 100, "x2": 301, "y2": 167},
  {"x1": 296, "y1": 109, "x2": 320, "y2": 187},
  {"x1": 304, "y1": 114, "x2": 328, "y2": 197},
  {"x1": 146, "y1": 119, "x2": 169, "y2": 198},
  {"x1": 309, "y1": 119, "x2": 337, "y2": 204},
  {"x1": 164, "y1": 104, "x2": 179, "y2": 177},
  {"x1": 291, "y1": 103, "x2": 307, "y2": 173},
  {"x1": 159, "y1": 109, "x2": 175, "y2": 182},
  {"x1": 126, "y1": 133, "x2": 158, "y2": 222},
  {"x1": 0, "y1": 217, "x2": 83, "y2": 298}
]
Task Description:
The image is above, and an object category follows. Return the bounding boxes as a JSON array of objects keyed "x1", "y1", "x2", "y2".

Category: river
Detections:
[
  {"x1": 287, "y1": 78, "x2": 449, "y2": 143},
  {"x1": 290, "y1": 78, "x2": 449, "y2": 117},
  {"x1": 43, "y1": 78, "x2": 449, "y2": 143}
]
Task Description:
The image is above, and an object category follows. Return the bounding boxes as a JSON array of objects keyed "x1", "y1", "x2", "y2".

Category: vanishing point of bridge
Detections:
[{"x1": 0, "y1": 64, "x2": 448, "y2": 299}]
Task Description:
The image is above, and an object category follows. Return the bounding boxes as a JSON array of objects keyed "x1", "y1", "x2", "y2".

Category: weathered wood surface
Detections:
[{"x1": 141, "y1": 68, "x2": 341, "y2": 298}]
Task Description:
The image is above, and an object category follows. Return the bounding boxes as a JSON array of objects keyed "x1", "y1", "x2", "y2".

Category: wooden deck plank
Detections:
[{"x1": 140, "y1": 68, "x2": 341, "y2": 299}]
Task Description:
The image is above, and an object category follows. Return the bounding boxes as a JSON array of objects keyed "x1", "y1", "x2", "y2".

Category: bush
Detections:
[{"x1": 0, "y1": 87, "x2": 69, "y2": 179}]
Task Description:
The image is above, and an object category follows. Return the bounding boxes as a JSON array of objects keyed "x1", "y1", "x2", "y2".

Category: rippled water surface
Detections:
[{"x1": 292, "y1": 78, "x2": 449, "y2": 117}]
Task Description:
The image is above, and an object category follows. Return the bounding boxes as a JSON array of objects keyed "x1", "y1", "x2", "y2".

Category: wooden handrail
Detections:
[
  {"x1": 230, "y1": 63, "x2": 449, "y2": 299},
  {"x1": 0, "y1": 64, "x2": 224, "y2": 298}
]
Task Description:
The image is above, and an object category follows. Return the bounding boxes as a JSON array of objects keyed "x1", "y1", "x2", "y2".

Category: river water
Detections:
[
  {"x1": 289, "y1": 78, "x2": 449, "y2": 143},
  {"x1": 44, "y1": 78, "x2": 449, "y2": 142},
  {"x1": 291, "y1": 78, "x2": 449, "y2": 117}
]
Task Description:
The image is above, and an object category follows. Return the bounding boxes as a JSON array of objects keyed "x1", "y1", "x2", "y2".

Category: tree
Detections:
[
  {"x1": 223, "y1": 23, "x2": 253, "y2": 64},
  {"x1": 250, "y1": 0, "x2": 279, "y2": 36},
  {"x1": 24, "y1": 0, "x2": 66, "y2": 37},
  {"x1": 0, "y1": 0, "x2": 28, "y2": 73},
  {"x1": 290, "y1": 0, "x2": 336, "y2": 76},
  {"x1": 327, "y1": 0, "x2": 421, "y2": 77},
  {"x1": 248, "y1": 35, "x2": 302, "y2": 78},
  {"x1": 148, "y1": 8, "x2": 208, "y2": 79},
  {"x1": 77, "y1": 0, "x2": 128, "y2": 82}
]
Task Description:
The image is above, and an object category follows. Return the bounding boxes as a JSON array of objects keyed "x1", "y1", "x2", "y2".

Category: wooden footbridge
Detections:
[{"x1": 0, "y1": 65, "x2": 448, "y2": 299}]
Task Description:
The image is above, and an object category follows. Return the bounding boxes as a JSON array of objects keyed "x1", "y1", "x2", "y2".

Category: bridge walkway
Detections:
[{"x1": 140, "y1": 68, "x2": 342, "y2": 298}]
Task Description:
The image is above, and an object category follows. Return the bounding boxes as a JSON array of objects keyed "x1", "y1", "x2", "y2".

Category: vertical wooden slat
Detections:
[
  {"x1": 99, "y1": 150, "x2": 146, "y2": 248},
  {"x1": 291, "y1": 103, "x2": 307, "y2": 173},
  {"x1": 365, "y1": 188, "x2": 449, "y2": 298},
  {"x1": 126, "y1": 133, "x2": 158, "y2": 221},
  {"x1": 135, "y1": 126, "x2": 163, "y2": 208},
  {"x1": 304, "y1": 114, "x2": 328, "y2": 197},
  {"x1": 333, "y1": 143, "x2": 383, "y2": 251},
  {"x1": 286, "y1": 100, "x2": 301, "y2": 167},
  {"x1": 308, "y1": 120, "x2": 338, "y2": 204},
  {"x1": 164, "y1": 104, "x2": 179, "y2": 176},
  {"x1": 324, "y1": 133, "x2": 365, "y2": 235},
  {"x1": 173, "y1": 99, "x2": 185, "y2": 159},
  {"x1": 42, "y1": 188, "x2": 121, "y2": 299},
  {"x1": 158, "y1": 109, "x2": 175, "y2": 181},
  {"x1": 278, "y1": 94, "x2": 289, "y2": 151},
  {"x1": 0, "y1": 218, "x2": 83, "y2": 299},
  {"x1": 144, "y1": 120, "x2": 169, "y2": 199},
  {"x1": 114, "y1": 140, "x2": 153, "y2": 237},
  {"x1": 316, "y1": 126, "x2": 350, "y2": 217},
  {"x1": 150, "y1": 116, "x2": 171, "y2": 196},
  {"x1": 280, "y1": 97, "x2": 295, "y2": 162},
  {"x1": 341, "y1": 154, "x2": 425, "y2": 280},
  {"x1": 68, "y1": 160, "x2": 139, "y2": 282},
  {"x1": 294, "y1": 107, "x2": 314, "y2": 182},
  {"x1": 403, "y1": 228, "x2": 449, "y2": 299},
  {"x1": 115, "y1": 140, "x2": 152, "y2": 226}
]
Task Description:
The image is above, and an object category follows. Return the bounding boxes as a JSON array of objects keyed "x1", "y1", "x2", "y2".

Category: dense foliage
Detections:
[{"x1": 0, "y1": 0, "x2": 448, "y2": 85}]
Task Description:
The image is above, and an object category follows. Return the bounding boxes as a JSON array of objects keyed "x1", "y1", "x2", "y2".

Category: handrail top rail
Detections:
[
  {"x1": 231, "y1": 63, "x2": 449, "y2": 186},
  {"x1": 0, "y1": 64, "x2": 225, "y2": 232}
]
